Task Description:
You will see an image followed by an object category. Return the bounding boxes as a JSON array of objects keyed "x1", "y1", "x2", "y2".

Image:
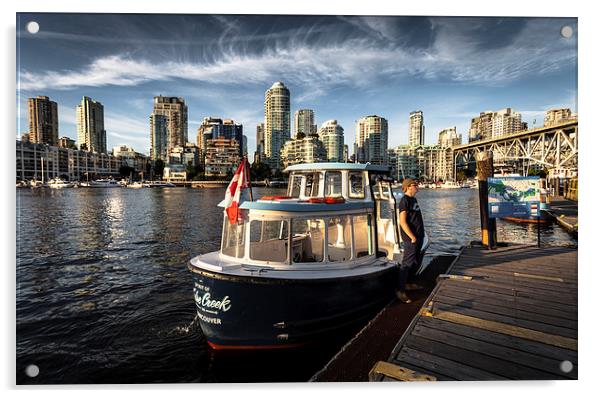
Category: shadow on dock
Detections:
[{"x1": 310, "y1": 255, "x2": 456, "y2": 382}]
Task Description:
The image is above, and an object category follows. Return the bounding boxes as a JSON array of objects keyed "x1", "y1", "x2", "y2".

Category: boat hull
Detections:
[{"x1": 188, "y1": 262, "x2": 398, "y2": 350}]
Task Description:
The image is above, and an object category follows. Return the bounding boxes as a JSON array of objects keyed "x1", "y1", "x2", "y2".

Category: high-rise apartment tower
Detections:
[
  {"x1": 77, "y1": 96, "x2": 107, "y2": 153},
  {"x1": 264, "y1": 82, "x2": 291, "y2": 169},
  {"x1": 28, "y1": 96, "x2": 59, "y2": 146},
  {"x1": 152, "y1": 96, "x2": 188, "y2": 152},
  {"x1": 409, "y1": 111, "x2": 425, "y2": 147}
]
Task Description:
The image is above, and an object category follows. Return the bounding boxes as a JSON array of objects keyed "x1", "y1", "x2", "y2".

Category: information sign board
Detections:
[{"x1": 487, "y1": 177, "x2": 541, "y2": 218}]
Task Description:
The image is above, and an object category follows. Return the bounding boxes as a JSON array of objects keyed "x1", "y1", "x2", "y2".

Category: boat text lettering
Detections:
[{"x1": 195, "y1": 291, "x2": 232, "y2": 312}]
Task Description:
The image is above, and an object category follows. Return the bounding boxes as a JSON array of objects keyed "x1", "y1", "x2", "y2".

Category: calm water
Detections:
[{"x1": 16, "y1": 187, "x2": 577, "y2": 384}]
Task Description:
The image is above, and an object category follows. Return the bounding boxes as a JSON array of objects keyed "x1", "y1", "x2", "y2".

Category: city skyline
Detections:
[{"x1": 17, "y1": 14, "x2": 577, "y2": 156}]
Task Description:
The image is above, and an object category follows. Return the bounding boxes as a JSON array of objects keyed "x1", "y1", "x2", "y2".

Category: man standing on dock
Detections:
[{"x1": 396, "y1": 178, "x2": 425, "y2": 303}]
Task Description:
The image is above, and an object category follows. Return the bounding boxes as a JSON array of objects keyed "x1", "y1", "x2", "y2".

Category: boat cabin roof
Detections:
[
  {"x1": 284, "y1": 162, "x2": 389, "y2": 173},
  {"x1": 218, "y1": 163, "x2": 397, "y2": 212}
]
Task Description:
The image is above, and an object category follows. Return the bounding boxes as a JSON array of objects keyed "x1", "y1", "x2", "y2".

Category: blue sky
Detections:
[{"x1": 16, "y1": 14, "x2": 577, "y2": 158}]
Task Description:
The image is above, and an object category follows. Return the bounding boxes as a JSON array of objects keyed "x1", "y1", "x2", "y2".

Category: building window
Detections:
[{"x1": 292, "y1": 218, "x2": 325, "y2": 263}]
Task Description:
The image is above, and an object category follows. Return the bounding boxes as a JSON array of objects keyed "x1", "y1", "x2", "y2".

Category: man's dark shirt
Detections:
[{"x1": 399, "y1": 195, "x2": 424, "y2": 242}]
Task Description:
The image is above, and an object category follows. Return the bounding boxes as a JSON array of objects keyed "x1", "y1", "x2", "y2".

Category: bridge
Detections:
[{"x1": 452, "y1": 120, "x2": 578, "y2": 177}]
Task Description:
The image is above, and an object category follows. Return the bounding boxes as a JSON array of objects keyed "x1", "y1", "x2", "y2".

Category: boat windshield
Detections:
[
  {"x1": 250, "y1": 219, "x2": 289, "y2": 263},
  {"x1": 221, "y1": 213, "x2": 376, "y2": 265}
]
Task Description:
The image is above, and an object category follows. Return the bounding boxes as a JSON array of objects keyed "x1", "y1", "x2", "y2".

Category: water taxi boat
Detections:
[{"x1": 188, "y1": 163, "x2": 429, "y2": 350}]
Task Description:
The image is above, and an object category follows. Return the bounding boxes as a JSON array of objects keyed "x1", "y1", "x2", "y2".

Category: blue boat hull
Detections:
[{"x1": 188, "y1": 263, "x2": 398, "y2": 350}]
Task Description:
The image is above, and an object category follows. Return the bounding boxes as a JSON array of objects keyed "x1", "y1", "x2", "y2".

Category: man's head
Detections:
[{"x1": 402, "y1": 178, "x2": 419, "y2": 196}]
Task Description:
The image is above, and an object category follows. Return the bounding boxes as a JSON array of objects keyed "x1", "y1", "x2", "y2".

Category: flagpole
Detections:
[{"x1": 246, "y1": 156, "x2": 254, "y2": 202}]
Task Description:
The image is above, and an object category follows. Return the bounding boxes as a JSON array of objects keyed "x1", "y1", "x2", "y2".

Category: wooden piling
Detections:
[{"x1": 476, "y1": 151, "x2": 497, "y2": 249}]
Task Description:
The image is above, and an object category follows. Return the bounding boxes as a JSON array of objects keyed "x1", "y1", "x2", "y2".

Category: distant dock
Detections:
[
  {"x1": 312, "y1": 244, "x2": 577, "y2": 382},
  {"x1": 544, "y1": 197, "x2": 578, "y2": 234}
]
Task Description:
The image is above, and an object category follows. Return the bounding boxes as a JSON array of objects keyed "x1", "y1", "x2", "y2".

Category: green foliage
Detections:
[
  {"x1": 186, "y1": 163, "x2": 203, "y2": 180},
  {"x1": 528, "y1": 167, "x2": 548, "y2": 178},
  {"x1": 250, "y1": 161, "x2": 271, "y2": 180},
  {"x1": 153, "y1": 159, "x2": 165, "y2": 179},
  {"x1": 119, "y1": 165, "x2": 135, "y2": 178}
]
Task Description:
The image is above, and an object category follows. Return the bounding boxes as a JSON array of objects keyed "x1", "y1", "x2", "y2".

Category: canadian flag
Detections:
[{"x1": 224, "y1": 158, "x2": 249, "y2": 224}]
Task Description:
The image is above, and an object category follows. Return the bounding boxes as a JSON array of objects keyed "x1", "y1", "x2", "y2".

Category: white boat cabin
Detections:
[{"x1": 217, "y1": 163, "x2": 406, "y2": 270}]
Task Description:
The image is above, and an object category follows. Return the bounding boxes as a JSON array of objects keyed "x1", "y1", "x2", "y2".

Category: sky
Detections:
[{"x1": 16, "y1": 13, "x2": 577, "y2": 159}]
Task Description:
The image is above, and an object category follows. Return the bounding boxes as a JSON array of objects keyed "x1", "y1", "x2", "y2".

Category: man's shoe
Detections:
[
  {"x1": 396, "y1": 291, "x2": 412, "y2": 303},
  {"x1": 405, "y1": 283, "x2": 424, "y2": 291}
]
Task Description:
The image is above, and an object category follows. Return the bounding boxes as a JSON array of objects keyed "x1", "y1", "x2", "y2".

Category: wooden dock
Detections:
[
  {"x1": 370, "y1": 244, "x2": 578, "y2": 381},
  {"x1": 544, "y1": 197, "x2": 578, "y2": 234}
]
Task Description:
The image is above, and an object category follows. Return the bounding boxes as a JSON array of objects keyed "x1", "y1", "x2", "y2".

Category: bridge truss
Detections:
[{"x1": 453, "y1": 121, "x2": 578, "y2": 177}]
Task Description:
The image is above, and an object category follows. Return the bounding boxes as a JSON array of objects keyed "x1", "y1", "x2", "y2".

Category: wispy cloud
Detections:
[{"x1": 19, "y1": 18, "x2": 577, "y2": 95}]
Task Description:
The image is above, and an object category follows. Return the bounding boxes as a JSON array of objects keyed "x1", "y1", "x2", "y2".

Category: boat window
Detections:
[
  {"x1": 304, "y1": 172, "x2": 321, "y2": 197},
  {"x1": 325, "y1": 171, "x2": 342, "y2": 196},
  {"x1": 249, "y1": 220, "x2": 289, "y2": 262},
  {"x1": 353, "y1": 214, "x2": 374, "y2": 258},
  {"x1": 377, "y1": 202, "x2": 396, "y2": 257},
  {"x1": 349, "y1": 172, "x2": 365, "y2": 199},
  {"x1": 292, "y1": 218, "x2": 325, "y2": 263},
  {"x1": 289, "y1": 174, "x2": 302, "y2": 197},
  {"x1": 379, "y1": 201, "x2": 393, "y2": 220},
  {"x1": 327, "y1": 216, "x2": 352, "y2": 262},
  {"x1": 221, "y1": 218, "x2": 246, "y2": 258}
]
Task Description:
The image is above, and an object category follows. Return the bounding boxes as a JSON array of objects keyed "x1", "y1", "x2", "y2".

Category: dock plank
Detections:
[
  {"x1": 381, "y1": 244, "x2": 578, "y2": 381},
  {"x1": 418, "y1": 316, "x2": 578, "y2": 365},
  {"x1": 452, "y1": 265, "x2": 578, "y2": 287},
  {"x1": 431, "y1": 302, "x2": 577, "y2": 339},
  {"x1": 395, "y1": 346, "x2": 501, "y2": 380},
  {"x1": 434, "y1": 293, "x2": 578, "y2": 329},
  {"x1": 437, "y1": 286, "x2": 577, "y2": 320},
  {"x1": 412, "y1": 322, "x2": 577, "y2": 378},
  {"x1": 404, "y1": 334, "x2": 558, "y2": 380},
  {"x1": 442, "y1": 278, "x2": 577, "y2": 305}
]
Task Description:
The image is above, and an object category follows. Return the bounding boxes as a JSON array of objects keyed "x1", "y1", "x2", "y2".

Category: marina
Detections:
[
  {"x1": 16, "y1": 183, "x2": 576, "y2": 383},
  {"x1": 13, "y1": 11, "x2": 582, "y2": 386}
]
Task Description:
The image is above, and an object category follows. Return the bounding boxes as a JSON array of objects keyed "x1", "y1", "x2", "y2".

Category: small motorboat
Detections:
[
  {"x1": 127, "y1": 181, "x2": 145, "y2": 189},
  {"x1": 48, "y1": 177, "x2": 75, "y2": 188},
  {"x1": 142, "y1": 181, "x2": 175, "y2": 188},
  {"x1": 88, "y1": 178, "x2": 120, "y2": 188}
]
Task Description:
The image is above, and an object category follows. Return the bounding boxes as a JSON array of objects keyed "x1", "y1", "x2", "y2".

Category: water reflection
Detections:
[{"x1": 16, "y1": 187, "x2": 576, "y2": 384}]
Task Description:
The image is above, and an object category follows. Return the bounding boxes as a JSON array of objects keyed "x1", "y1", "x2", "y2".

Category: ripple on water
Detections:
[{"x1": 16, "y1": 187, "x2": 576, "y2": 384}]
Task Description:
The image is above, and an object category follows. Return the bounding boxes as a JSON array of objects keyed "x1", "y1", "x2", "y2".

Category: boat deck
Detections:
[{"x1": 371, "y1": 244, "x2": 578, "y2": 381}]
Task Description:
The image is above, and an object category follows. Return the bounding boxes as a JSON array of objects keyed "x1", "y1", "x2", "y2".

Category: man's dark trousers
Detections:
[{"x1": 398, "y1": 238, "x2": 424, "y2": 287}]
